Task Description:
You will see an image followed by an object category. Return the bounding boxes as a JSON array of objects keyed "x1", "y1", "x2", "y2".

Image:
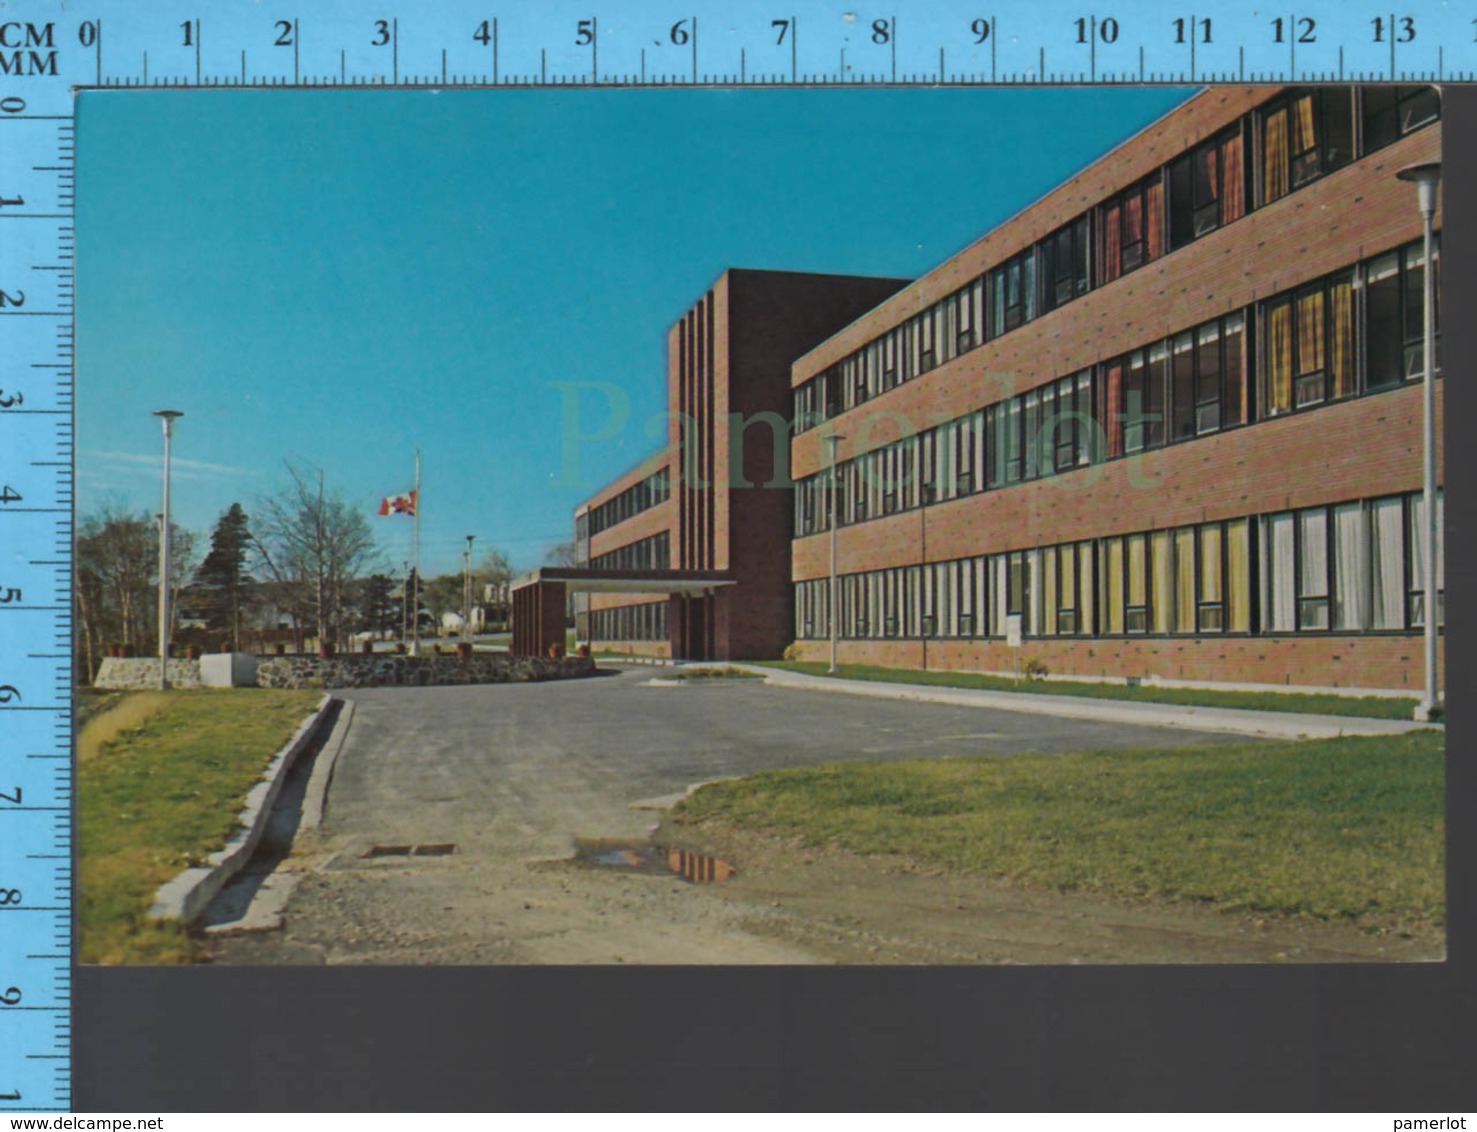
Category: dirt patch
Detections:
[{"x1": 657, "y1": 826, "x2": 1445, "y2": 965}]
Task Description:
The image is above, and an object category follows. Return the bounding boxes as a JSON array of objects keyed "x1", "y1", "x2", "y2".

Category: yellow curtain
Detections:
[
  {"x1": 1297, "y1": 290, "x2": 1324, "y2": 382},
  {"x1": 1175, "y1": 528, "x2": 1196, "y2": 632},
  {"x1": 1107, "y1": 538, "x2": 1124, "y2": 634},
  {"x1": 1329, "y1": 279, "x2": 1354, "y2": 399},
  {"x1": 1060, "y1": 542, "x2": 1076, "y2": 622},
  {"x1": 1151, "y1": 531, "x2": 1173, "y2": 634},
  {"x1": 1042, "y1": 547, "x2": 1057, "y2": 635},
  {"x1": 1221, "y1": 132, "x2": 1245, "y2": 223},
  {"x1": 1263, "y1": 108, "x2": 1289, "y2": 202},
  {"x1": 1199, "y1": 525, "x2": 1223, "y2": 610},
  {"x1": 1227, "y1": 520, "x2": 1250, "y2": 631},
  {"x1": 1267, "y1": 301, "x2": 1293, "y2": 414},
  {"x1": 1127, "y1": 534, "x2": 1147, "y2": 609}
]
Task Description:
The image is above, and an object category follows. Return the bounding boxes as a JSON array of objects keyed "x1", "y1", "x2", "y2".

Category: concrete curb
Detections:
[
  {"x1": 149, "y1": 693, "x2": 338, "y2": 923},
  {"x1": 730, "y1": 665, "x2": 1439, "y2": 741},
  {"x1": 300, "y1": 698, "x2": 355, "y2": 833}
]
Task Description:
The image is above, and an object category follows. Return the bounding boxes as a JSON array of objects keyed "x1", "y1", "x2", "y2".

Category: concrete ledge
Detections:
[
  {"x1": 735, "y1": 665, "x2": 1440, "y2": 741},
  {"x1": 149, "y1": 693, "x2": 337, "y2": 923}
]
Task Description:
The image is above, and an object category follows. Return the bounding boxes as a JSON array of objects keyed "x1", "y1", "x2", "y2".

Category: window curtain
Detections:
[
  {"x1": 1226, "y1": 520, "x2": 1250, "y2": 631},
  {"x1": 1174, "y1": 528, "x2": 1196, "y2": 632},
  {"x1": 1266, "y1": 301, "x2": 1294, "y2": 414},
  {"x1": 1199, "y1": 524, "x2": 1223, "y2": 630},
  {"x1": 1329, "y1": 277, "x2": 1354, "y2": 399},
  {"x1": 1370, "y1": 497, "x2": 1406, "y2": 629},
  {"x1": 1264, "y1": 514, "x2": 1296, "y2": 632},
  {"x1": 1296, "y1": 289, "x2": 1325, "y2": 381},
  {"x1": 1333, "y1": 502, "x2": 1369, "y2": 630},
  {"x1": 1078, "y1": 542, "x2": 1095, "y2": 633},
  {"x1": 1151, "y1": 531, "x2": 1173, "y2": 634},
  {"x1": 1059, "y1": 542, "x2": 1077, "y2": 627},
  {"x1": 1104, "y1": 361, "x2": 1124, "y2": 458},
  {"x1": 1263, "y1": 107, "x2": 1290, "y2": 203},
  {"x1": 1106, "y1": 538, "x2": 1125, "y2": 633},
  {"x1": 1221, "y1": 131, "x2": 1246, "y2": 223},
  {"x1": 1144, "y1": 180, "x2": 1165, "y2": 260},
  {"x1": 1102, "y1": 202, "x2": 1122, "y2": 283},
  {"x1": 1127, "y1": 534, "x2": 1147, "y2": 617},
  {"x1": 1299, "y1": 509, "x2": 1329, "y2": 629}
]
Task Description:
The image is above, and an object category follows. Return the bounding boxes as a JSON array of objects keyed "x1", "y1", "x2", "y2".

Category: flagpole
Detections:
[{"x1": 412, "y1": 449, "x2": 422, "y2": 656}]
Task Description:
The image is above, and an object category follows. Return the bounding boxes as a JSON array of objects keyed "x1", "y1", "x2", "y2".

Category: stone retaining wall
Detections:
[
  {"x1": 93, "y1": 657, "x2": 203, "y2": 690},
  {"x1": 255, "y1": 651, "x2": 596, "y2": 689}
]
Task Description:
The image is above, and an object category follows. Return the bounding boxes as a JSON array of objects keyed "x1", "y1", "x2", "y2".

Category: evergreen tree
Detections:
[{"x1": 195, "y1": 502, "x2": 254, "y2": 650}]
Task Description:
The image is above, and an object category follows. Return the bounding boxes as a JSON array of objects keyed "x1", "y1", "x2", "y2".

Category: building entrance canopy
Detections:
[
  {"x1": 510, "y1": 567, "x2": 735, "y2": 596},
  {"x1": 509, "y1": 567, "x2": 734, "y2": 658}
]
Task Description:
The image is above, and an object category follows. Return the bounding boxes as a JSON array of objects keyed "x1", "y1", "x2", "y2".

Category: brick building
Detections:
[
  {"x1": 788, "y1": 85, "x2": 1442, "y2": 693},
  {"x1": 530, "y1": 85, "x2": 1442, "y2": 694},
  {"x1": 569, "y1": 268, "x2": 909, "y2": 660}
]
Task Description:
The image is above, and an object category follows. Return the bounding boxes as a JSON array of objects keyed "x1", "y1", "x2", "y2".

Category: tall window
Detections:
[
  {"x1": 1363, "y1": 240, "x2": 1441, "y2": 392},
  {"x1": 1260, "y1": 89, "x2": 1354, "y2": 203},
  {"x1": 991, "y1": 249, "x2": 1036, "y2": 335},
  {"x1": 1041, "y1": 215, "x2": 1091, "y2": 312},
  {"x1": 1262, "y1": 272, "x2": 1355, "y2": 415},
  {"x1": 1362, "y1": 85, "x2": 1440, "y2": 153},
  {"x1": 949, "y1": 277, "x2": 987, "y2": 354},
  {"x1": 1169, "y1": 126, "x2": 1246, "y2": 249},
  {"x1": 1099, "y1": 175, "x2": 1165, "y2": 284}
]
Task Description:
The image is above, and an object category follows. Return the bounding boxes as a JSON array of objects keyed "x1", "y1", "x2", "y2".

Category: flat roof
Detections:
[{"x1": 511, "y1": 566, "x2": 735, "y2": 596}]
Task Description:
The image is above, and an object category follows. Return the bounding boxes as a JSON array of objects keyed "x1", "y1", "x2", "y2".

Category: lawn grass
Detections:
[
  {"x1": 657, "y1": 666, "x2": 766, "y2": 681},
  {"x1": 78, "y1": 687, "x2": 324, "y2": 964},
  {"x1": 755, "y1": 660, "x2": 1420, "y2": 720},
  {"x1": 665, "y1": 731, "x2": 1445, "y2": 929}
]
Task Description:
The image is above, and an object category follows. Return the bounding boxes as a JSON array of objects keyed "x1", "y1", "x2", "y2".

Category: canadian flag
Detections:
[{"x1": 378, "y1": 490, "x2": 417, "y2": 517}]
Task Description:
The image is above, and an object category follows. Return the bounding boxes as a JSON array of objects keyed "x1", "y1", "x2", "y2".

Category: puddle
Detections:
[{"x1": 573, "y1": 838, "x2": 736, "y2": 883}]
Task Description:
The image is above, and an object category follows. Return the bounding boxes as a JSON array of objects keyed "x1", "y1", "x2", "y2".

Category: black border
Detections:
[{"x1": 75, "y1": 86, "x2": 1476, "y2": 1113}]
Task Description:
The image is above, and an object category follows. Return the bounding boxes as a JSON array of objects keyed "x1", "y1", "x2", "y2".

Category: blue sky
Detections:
[{"x1": 77, "y1": 86, "x2": 1191, "y2": 577}]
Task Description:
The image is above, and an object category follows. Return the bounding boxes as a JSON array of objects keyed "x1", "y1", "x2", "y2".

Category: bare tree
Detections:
[
  {"x1": 74, "y1": 504, "x2": 195, "y2": 682},
  {"x1": 251, "y1": 462, "x2": 376, "y2": 649}
]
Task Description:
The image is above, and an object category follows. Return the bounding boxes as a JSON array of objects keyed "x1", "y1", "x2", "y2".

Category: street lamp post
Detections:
[
  {"x1": 152, "y1": 410, "x2": 183, "y2": 690},
  {"x1": 825, "y1": 433, "x2": 844, "y2": 675},
  {"x1": 1396, "y1": 161, "x2": 1441, "y2": 721},
  {"x1": 464, "y1": 534, "x2": 476, "y2": 640}
]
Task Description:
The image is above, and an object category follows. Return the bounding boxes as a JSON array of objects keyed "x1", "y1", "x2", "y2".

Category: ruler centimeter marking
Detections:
[{"x1": 0, "y1": 0, "x2": 1471, "y2": 1114}]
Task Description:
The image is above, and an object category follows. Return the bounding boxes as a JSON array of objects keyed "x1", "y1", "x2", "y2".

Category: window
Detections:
[
  {"x1": 1407, "y1": 490, "x2": 1445, "y2": 630},
  {"x1": 1362, "y1": 241, "x2": 1440, "y2": 392},
  {"x1": 1362, "y1": 85, "x2": 1439, "y2": 153},
  {"x1": 950, "y1": 278, "x2": 986, "y2": 353},
  {"x1": 1099, "y1": 175, "x2": 1164, "y2": 284},
  {"x1": 1260, "y1": 89, "x2": 1353, "y2": 204},
  {"x1": 991, "y1": 249, "x2": 1036, "y2": 335},
  {"x1": 1169, "y1": 126, "x2": 1246, "y2": 249},
  {"x1": 1040, "y1": 371, "x2": 1095, "y2": 472},
  {"x1": 1042, "y1": 215, "x2": 1091, "y2": 312},
  {"x1": 1262, "y1": 272, "x2": 1355, "y2": 414},
  {"x1": 988, "y1": 399, "x2": 1024, "y2": 487}
]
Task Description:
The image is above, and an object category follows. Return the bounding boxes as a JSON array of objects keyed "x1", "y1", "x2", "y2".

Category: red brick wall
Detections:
[{"x1": 786, "y1": 633, "x2": 1443, "y2": 694}]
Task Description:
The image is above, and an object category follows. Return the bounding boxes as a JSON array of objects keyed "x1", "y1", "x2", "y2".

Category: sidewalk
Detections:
[{"x1": 722, "y1": 664, "x2": 1439, "y2": 742}]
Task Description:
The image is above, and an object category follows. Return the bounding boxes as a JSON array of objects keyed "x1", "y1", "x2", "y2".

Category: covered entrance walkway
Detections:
[{"x1": 509, "y1": 567, "x2": 735, "y2": 660}]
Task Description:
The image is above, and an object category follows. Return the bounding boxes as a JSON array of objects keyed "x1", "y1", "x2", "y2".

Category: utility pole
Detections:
[{"x1": 152, "y1": 409, "x2": 183, "y2": 689}]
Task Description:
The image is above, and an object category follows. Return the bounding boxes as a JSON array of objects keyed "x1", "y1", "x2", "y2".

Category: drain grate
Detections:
[
  {"x1": 573, "y1": 838, "x2": 736, "y2": 883},
  {"x1": 361, "y1": 843, "x2": 457, "y2": 859}
]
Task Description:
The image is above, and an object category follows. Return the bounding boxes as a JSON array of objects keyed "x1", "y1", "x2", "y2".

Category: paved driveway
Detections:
[
  {"x1": 323, "y1": 667, "x2": 1239, "y2": 859},
  {"x1": 210, "y1": 666, "x2": 1249, "y2": 966}
]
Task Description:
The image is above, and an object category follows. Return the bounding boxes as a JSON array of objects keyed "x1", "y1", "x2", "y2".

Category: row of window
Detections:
[
  {"x1": 793, "y1": 490, "x2": 1443, "y2": 642},
  {"x1": 793, "y1": 85, "x2": 1439, "y2": 434},
  {"x1": 579, "y1": 468, "x2": 671, "y2": 540},
  {"x1": 589, "y1": 531, "x2": 670, "y2": 572},
  {"x1": 580, "y1": 601, "x2": 670, "y2": 643},
  {"x1": 794, "y1": 239, "x2": 1438, "y2": 536}
]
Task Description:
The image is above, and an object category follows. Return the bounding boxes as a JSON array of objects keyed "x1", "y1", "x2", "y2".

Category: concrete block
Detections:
[{"x1": 200, "y1": 651, "x2": 258, "y2": 688}]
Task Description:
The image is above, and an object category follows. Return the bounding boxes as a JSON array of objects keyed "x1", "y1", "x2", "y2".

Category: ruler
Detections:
[{"x1": 0, "y1": 0, "x2": 1468, "y2": 1114}]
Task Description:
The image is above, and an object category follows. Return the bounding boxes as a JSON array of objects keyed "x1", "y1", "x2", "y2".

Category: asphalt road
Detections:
[
  {"x1": 209, "y1": 666, "x2": 1254, "y2": 966},
  {"x1": 322, "y1": 666, "x2": 1240, "y2": 858}
]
